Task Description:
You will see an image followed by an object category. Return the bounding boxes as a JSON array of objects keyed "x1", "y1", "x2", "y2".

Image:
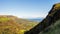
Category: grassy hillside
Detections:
[
  {"x1": 24, "y1": 3, "x2": 60, "y2": 34},
  {"x1": 0, "y1": 15, "x2": 38, "y2": 34},
  {"x1": 40, "y1": 20, "x2": 60, "y2": 34}
]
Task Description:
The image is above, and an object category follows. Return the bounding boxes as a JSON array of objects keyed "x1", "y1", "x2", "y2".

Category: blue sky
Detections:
[{"x1": 0, "y1": 0, "x2": 60, "y2": 18}]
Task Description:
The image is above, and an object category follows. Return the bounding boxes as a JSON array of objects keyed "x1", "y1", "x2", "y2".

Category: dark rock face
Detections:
[{"x1": 24, "y1": 3, "x2": 60, "y2": 34}]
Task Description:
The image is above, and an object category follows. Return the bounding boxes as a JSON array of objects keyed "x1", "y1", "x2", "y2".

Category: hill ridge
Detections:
[{"x1": 24, "y1": 3, "x2": 60, "y2": 34}]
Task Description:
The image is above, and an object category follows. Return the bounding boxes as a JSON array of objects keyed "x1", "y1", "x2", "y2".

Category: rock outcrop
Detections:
[{"x1": 24, "y1": 3, "x2": 60, "y2": 34}]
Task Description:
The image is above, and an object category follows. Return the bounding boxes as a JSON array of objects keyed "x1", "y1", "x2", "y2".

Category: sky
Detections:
[{"x1": 0, "y1": 0, "x2": 60, "y2": 18}]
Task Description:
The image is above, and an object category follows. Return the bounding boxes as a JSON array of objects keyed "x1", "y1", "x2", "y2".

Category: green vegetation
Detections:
[
  {"x1": 54, "y1": 3, "x2": 60, "y2": 9},
  {"x1": 0, "y1": 16, "x2": 38, "y2": 34},
  {"x1": 40, "y1": 20, "x2": 60, "y2": 34},
  {"x1": 0, "y1": 17, "x2": 11, "y2": 22}
]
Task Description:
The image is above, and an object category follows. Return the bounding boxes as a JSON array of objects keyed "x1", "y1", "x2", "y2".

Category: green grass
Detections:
[{"x1": 40, "y1": 20, "x2": 60, "y2": 34}]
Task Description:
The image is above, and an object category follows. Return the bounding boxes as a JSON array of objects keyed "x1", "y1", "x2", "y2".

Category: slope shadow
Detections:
[{"x1": 24, "y1": 3, "x2": 60, "y2": 34}]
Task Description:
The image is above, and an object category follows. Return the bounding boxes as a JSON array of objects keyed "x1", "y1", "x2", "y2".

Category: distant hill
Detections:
[
  {"x1": 27, "y1": 18, "x2": 44, "y2": 22},
  {"x1": 0, "y1": 15, "x2": 38, "y2": 34}
]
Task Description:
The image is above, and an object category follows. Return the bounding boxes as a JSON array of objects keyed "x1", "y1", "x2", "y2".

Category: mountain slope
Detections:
[
  {"x1": 24, "y1": 3, "x2": 60, "y2": 34},
  {"x1": 0, "y1": 15, "x2": 38, "y2": 34},
  {"x1": 40, "y1": 20, "x2": 60, "y2": 34},
  {"x1": 40, "y1": 3, "x2": 60, "y2": 34}
]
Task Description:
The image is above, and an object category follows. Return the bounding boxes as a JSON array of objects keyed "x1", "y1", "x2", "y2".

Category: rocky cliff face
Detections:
[{"x1": 24, "y1": 3, "x2": 60, "y2": 34}]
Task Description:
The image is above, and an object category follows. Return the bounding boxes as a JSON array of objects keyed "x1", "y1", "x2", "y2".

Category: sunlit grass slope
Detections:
[{"x1": 0, "y1": 15, "x2": 38, "y2": 34}]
